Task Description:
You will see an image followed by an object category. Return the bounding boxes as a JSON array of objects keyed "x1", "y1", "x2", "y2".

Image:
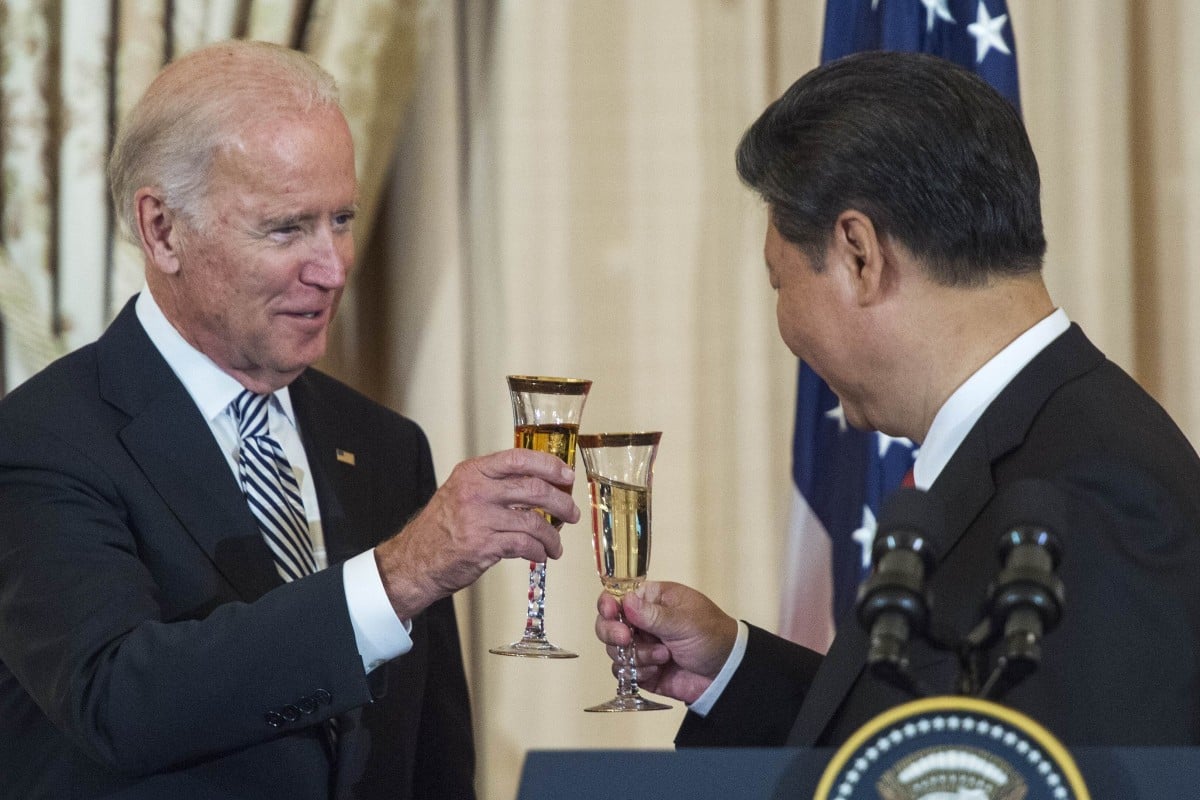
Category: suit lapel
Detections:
[
  {"x1": 98, "y1": 300, "x2": 281, "y2": 601},
  {"x1": 926, "y1": 324, "x2": 1104, "y2": 559},
  {"x1": 791, "y1": 324, "x2": 1105, "y2": 744},
  {"x1": 287, "y1": 373, "x2": 375, "y2": 761}
]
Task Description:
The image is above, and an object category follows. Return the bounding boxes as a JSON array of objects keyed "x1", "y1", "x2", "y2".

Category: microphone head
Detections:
[
  {"x1": 991, "y1": 478, "x2": 1068, "y2": 564},
  {"x1": 857, "y1": 487, "x2": 944, "y2": 690},
  {"x1": 872, "y1": 487, "x2": 944, "y2": 568}
]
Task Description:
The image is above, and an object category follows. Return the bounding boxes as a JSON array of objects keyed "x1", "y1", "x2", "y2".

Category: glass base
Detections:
[
  {"x1": 489, "y1": 638, "x2": 578, "y2": 659},
  {"x1": 585, "y1": 694, "x2": 672, "y2": 712}
]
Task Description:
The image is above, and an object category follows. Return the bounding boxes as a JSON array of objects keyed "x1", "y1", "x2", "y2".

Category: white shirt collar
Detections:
[
  {"x1": 913, "y1": 308, "x2": 1070, "y2": 489},
  {"x1": 134, "y1": 287, "x2": 297, "y2": 426}
]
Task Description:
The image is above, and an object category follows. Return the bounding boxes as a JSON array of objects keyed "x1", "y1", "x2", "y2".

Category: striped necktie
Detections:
[
  {"x1": 230, "y1": 390, "x2": 317, "y2": 582},
  {"x1": 231, "y1": 391, "x2": 338, "y2": 753}
]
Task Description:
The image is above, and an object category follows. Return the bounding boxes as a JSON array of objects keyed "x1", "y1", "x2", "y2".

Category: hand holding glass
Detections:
[
  {"x1": 490, "y1": 375, "x2": 591, "y2": 658},
  {"x1": 578, "y1": 432, "x2": 671, "y2": 712}
]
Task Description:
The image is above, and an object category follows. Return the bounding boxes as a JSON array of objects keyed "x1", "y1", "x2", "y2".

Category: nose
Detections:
[{"x1": 302, "y1": 226, "x2": 352, "y2": 290}]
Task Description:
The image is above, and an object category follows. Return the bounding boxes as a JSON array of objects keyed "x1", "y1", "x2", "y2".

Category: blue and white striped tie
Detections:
[{"x1": 231, "y1": 390, "x2": 317, "y2": 582}]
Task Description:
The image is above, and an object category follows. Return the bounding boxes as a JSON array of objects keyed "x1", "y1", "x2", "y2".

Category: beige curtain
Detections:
[
  {"x1": 5, "y1": 2, "x2": 1200, "y2": 799},
  {"x1": 362, "y1": 4, "x2": 797, "y2": 795}
]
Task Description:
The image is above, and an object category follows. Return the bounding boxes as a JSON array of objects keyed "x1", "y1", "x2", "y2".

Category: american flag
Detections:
[{"x1": 779, "y1": 0, "x2": 1022, "y2": 652}]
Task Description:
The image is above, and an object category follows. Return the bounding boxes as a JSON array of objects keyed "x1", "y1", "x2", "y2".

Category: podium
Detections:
[{"x1": 517, "y1": 747, "x2": 1200, "y2": 799}]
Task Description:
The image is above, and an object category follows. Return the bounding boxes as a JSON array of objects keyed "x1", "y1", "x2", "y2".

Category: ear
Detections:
[
  {"x1": 133, "y1": 188, "x2": 184, "y2": 275},
  {"x1": 829, "y1": 210, "x2": 888, "y2": 305}
]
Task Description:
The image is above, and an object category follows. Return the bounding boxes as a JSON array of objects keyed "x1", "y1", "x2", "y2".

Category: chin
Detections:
[
  {"x1": 288, "y1": 334, "x2": 330, "y2": 367},
  {"x1": 264, "y1": 354, "x2": 323, "y2": 383},
  {"x1": 840, "y1": 403, "x2": 872, "y2": 433},
  {"x1": 285, "y1": 353, "x2": 323, "y2": 375}
]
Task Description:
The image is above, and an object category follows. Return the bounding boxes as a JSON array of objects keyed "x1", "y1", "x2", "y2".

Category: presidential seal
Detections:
[{"x1": 813, "y1": 696, "x2": 1090, "y2": 800}]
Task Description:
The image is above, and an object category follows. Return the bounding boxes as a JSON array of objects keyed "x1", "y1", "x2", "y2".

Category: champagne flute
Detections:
[
  {"x1": 578, "y1": 432, "x2": 671, "y2": 711},
  {"x1": 490, "y1": 375, "x2": 591, "y2": 658}
]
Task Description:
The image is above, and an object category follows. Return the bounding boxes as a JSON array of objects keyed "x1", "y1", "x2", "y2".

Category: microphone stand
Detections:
[{"x1": 975, "y1": 525, "x2": 1064, "y2": 700}]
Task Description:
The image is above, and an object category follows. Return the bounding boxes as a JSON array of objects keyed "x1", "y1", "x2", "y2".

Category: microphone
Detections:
[
  {"x1": 856, "y1": 487, "x2": 943, "y2": 696},
  {"x1": 979, "y1": 478, "x2": 1067, "y2": 700}
]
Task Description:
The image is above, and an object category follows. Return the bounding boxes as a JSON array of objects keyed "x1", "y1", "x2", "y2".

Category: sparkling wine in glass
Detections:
[
  {"x1": 578, "y1": 432, "x2": 671, "y2": 711},
  {"x1": 489, "y1": 375, "x2": 591, "y2": 658}
]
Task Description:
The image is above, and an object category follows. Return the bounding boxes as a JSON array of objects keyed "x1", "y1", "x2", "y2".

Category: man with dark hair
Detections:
[
  {"x1": 596, "y1": 50, "x2": 1200, "y2": 747},
  {"x1": 0, "y1": 40, "x2": 577, "y2": 798},
  {"x1": 736, "y1": 50, "x2": 1046, "y2": 285}
]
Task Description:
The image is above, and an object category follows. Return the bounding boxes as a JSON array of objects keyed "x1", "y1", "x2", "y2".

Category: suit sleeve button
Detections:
[
  {"x1": 265, "y1": 711, "x2": 286, "y2": 728},
  {"x1": 281, "y1": 704, "x2": 302, "y2": 722},
  {"x1": 313, "y1": 689, "x2": 332, "y2": 705}
]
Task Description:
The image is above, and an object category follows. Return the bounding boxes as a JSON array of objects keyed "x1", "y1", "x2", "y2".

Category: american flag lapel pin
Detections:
[{"x1": 336, "y1": 448, "x2": 356, "y2": 466}]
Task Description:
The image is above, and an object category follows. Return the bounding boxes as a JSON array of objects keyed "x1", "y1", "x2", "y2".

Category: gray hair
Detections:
[{"x1": 108, "y1": 40, "x2": 343, "y2": 241}]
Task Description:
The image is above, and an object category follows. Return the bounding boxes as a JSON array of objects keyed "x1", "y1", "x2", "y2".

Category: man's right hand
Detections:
[
  {"x1": 375, "y1": 448, "x2": 580, "y2": 619},
  {"x1": 594, "y1": 580, "x2": 739, "y2": 704}
]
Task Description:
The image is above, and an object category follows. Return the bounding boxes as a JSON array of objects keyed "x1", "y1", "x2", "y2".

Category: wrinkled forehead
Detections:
[{"x1": 203, "y1": 107, "x2": 358, "y2": 210}]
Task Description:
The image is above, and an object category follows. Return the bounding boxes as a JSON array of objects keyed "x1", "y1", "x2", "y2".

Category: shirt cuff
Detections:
[
  {"x1": 343, "y1": 548, "x2": 413, "y2": 673},
  {"x1": 687, "y1": 620, "x2": 749, "y2": 717}
]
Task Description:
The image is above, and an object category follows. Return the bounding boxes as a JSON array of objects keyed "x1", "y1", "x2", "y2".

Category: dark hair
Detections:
[{"x1": 736, "y1": 51, "x2": 1046, "y2": 286}]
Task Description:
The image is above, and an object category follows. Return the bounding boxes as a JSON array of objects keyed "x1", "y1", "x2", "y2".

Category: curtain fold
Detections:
[
  {"x1": 380, "y1": 2, "x2": 796, "y2": 794},
  {"x1": 0, "y1": 0, "x2": 64, "y2": 387},
  {"x1": 1129, "y1": 0, "x2": 1200, "y2": 441},
  {"x1": 57, "y1": 2, "x2": 111, "y2": 351}
]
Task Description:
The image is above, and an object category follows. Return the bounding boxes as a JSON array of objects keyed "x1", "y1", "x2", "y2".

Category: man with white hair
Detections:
[{"x1": 0, "y1": 40, "x2": 574, "y2": 799}]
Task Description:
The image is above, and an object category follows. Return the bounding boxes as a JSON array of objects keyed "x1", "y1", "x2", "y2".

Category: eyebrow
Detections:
[
  {"x1": 261, "y1": 204, "x2": 359, "y2": 229},
  {"x1": 262, "y1": 214, "x2": 310, "y2": 229}
]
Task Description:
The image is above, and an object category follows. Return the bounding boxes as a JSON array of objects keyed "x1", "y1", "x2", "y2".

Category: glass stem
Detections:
[
  {"x1": 522, "y1": 560, "x2": 548, "y2": 641},
  {"x1": 616, "y1": 609, "x2": 640, "y2": 698}
]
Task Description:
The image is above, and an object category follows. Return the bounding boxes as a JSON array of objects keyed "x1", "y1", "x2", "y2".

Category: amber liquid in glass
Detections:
[{"x1": 515, "y1": 423, "x2": 578, "y2": 527}]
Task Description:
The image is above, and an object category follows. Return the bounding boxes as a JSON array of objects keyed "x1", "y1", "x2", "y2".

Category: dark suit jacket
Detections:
[
  {"x1": 678, "y1": 324, "x2": 1200, "y2": 748},
  {"x1": 0, "y1": 300, "x2": 475, "y2": 799}
]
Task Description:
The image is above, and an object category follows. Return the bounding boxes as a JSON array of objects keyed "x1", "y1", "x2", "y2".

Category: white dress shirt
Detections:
[
  {"x1": 689, "y1": 308, "x2": 1071, "y2": 716},
  {"x1": 135, "y1": 288, "x2": 411, "y2": 673}
]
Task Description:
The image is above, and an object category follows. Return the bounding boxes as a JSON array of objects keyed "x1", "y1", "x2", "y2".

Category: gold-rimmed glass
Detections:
[
  {"x1": 489, "y1": 375, "x2": 591, "y2": 658},
  {"x1": 578, "y1": 432, "x2": 671, "y2": 711}
]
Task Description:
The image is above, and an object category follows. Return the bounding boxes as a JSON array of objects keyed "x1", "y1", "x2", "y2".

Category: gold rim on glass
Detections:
[
  {"x1": 506, "y1": 375, "x2": 592, "y2": 395},
  {"x1": 577, "y1": 432, "x2": 662, "y2": 448}
]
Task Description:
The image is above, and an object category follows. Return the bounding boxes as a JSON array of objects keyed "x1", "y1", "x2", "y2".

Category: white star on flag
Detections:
[
  {"x1": 920, "y1": 0, "x2": 955, "y2": 32},
  {"x1": 967, "y1": 1, "x2": 1012, "y2": 63},
  {"x1": 876, "y1": 431, "x2": 913, "y2": 458},
  {"x1": 852, "y1": 503, "x2": 878, "y2": 571},
  {"x1": 825, "y1": 402, "x2": 850, "y2": 433}
]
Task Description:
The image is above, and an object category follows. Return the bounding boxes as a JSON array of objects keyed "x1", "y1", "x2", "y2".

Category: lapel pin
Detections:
[{"x1": 336, "y1": 449, "x2": 356, "y2": 466}]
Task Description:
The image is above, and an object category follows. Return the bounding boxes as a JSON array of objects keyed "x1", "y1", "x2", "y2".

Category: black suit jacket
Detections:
[
  {"x1": 0, "y1": 300, "x2": 475, "y2": 799},
  {"x1": 678, "y1": 324, "x2": 1200, "y2": 748}
]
